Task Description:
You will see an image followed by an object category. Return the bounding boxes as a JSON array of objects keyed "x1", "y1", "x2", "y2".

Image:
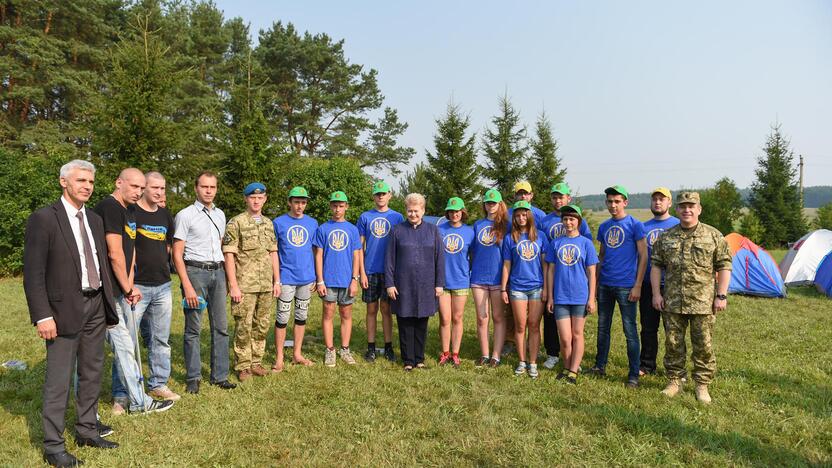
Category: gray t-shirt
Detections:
[{"x1": 174, "y1": 201, "x2": 226, "y2": 262}]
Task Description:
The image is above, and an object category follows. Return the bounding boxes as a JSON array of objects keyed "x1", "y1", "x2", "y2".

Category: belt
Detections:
[
  {"x1": 81, "y1": 287, "x2": 102, "y2": 297},
  {"x1": 185, "y1": 260, "x2": 224, "y2": 270}
]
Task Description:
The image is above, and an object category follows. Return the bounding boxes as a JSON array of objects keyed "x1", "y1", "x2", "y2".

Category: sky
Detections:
[{"x1": 213, "y1": 0, "x2": 832, "y2": 196}]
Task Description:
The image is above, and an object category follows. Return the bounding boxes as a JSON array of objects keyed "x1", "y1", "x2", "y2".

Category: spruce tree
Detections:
[
  {"x1": 526, "y1": 110, "x2": 565, "y2": 196},
  {"x1": 748, "y1": 125, "x2": 808, "y2": 246},
  {"x1": 480, "y1": 93, "x2": 527, "y2": 198},
  {"x1": 423, "y1": 103, "x2": 482, "y2": 214}
]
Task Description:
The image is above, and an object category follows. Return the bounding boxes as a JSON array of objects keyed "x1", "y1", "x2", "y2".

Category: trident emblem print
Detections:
[
  {"x1": 478, "y1": 226, "x2": 496, "y2": 246},
  {"x1": 370, "y1": 218, "x2": 391, "y2": 239},
  {"x1": 605, "y1": 226, "x2": 625, "y2": 249},
  {"x1": 558, "y1": 244, "x2": 581, "y2": 266},
  {"x1": 444, "y1": 233, "x2": 464, "y2": 254},
  {"x1": 329, "y1": 229, "x2": 348, "y2": 251},
  {"x1": 288, "y1": 225, "x2": 308, "y2": 247},
  {"x1": 647, "y1": 228, "x2": 663, "y2": 247},
  {"x1": 517, "y1": 240, "x2": 539, "y2": 261}
]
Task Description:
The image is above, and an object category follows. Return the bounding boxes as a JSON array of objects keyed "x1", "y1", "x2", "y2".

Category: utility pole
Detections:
[{"x1": 799, "y1": 154, "x2": 804, "y2": 208}]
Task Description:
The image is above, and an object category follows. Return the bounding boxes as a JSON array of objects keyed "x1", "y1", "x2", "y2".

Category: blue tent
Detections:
[
  {"x1": 726, "y1": 233, "x2": 786, "y2": 298},
  {"x1": 814, "y1": 252, "x2": 832, "y2": 298}
]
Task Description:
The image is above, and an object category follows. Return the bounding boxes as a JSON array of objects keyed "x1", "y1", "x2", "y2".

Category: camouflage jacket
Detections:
[
  {"x1": 651, "y1": 222, "x2": 732, "y2": 314},
  {"x1": 222, "y1": 212, "x2": 277, "y2": 293}
]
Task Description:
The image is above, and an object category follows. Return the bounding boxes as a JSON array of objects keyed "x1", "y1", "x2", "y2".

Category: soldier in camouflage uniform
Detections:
[
  {"x1": 650, "y1": 191, "x2": 732, "y2": 404},
  {"x1": 223, "y1": 182, "x2": 280, "y2": 382}
]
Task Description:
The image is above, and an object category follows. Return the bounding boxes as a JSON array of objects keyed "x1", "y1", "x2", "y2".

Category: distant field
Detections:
[{"x1": 1, "y1": 276, "x2": 830, "y2": 466}]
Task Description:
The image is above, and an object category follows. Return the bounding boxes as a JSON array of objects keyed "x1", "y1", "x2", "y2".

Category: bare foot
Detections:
[
  {"x1": 292, "y1": 356, "x2": 314, "y2": 366},
  {"x1": 271, "y1": 361, "x2": 285, "y2": 373}
]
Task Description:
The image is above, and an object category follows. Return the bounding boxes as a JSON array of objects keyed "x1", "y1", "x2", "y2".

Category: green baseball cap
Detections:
[
  {"x1": 288, "y1": 186, "x2": 309, "y2": 198},
  {"x1": 483, "y1": 189, "x2": 503, "y2": 203},
  {"x1": 329, "y1": 191, "x2": 348, "y2": 203},
  {"x1": 513, "y1": 200, "x2": 531, "y2": 210},
  {"x1": 560, "y1": 204, "x2": 583, "y2": 218},
  {"x1": 604, "y1": 184, "x2": 629, "y2": 200},
  {"x1": 372, "y1": 180, "x2": 390, "y2": 194},
  {"x1": 551, "y1": 182, "x2": 571, "y2": 195},
  {"x1": 445, "y1": 197, "x2": 465, "y2": 211}
]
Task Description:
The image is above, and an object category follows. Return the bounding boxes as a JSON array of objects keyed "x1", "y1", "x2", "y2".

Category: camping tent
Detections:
[
  {"x1": 814, "y1": 252, "x2": 832, "y2": 297},
  {"x1": 778, "y1": 229, "x2": 832, "y2": 286},
  {"x1": 725, "y1": 233, "x2": 786, "y2": 298}
]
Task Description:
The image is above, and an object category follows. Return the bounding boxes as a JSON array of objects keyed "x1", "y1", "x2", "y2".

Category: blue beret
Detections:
[{"x1": 244, "y1": 182, "x2": 267, "y2": 196}]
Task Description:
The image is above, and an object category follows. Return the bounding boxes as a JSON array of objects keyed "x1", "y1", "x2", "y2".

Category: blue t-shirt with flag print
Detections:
[
  {"x1": 540, "y1": 212, "x2": 593, "y2": 242},
  {"x1": 357, "y1": 208, "x2": 404, "y2": 275},
  {"x1": 597, "y1": 214, "x2": 645, "y2": 288},
  {"x1": 313, "y1": 220, "x2": 361, "y2": 288},
  {"x1": 439, "y1": 223, "x2": 475, "y2": 289},
  {"x1": 501, "y1": 232, "x2": 546, "y2": 292},
  {"x1": 470, "y1": 219, "x2": 503, "y2": 286},
  {"x1": 273, "y1": 213, "x2": 318, "y2": 286},
  {"x1": 545, "y1": 234, "x2": 599, "y2": 305},
  {"x1": 643, "y1": 216, "x2": 680, "y2": 283}
]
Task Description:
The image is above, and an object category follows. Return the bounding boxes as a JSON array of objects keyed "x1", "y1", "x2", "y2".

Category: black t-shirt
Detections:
[
  {"x1": 134, "y1": 204, "x2": 175, "y2": 286},
  {"x1": 94, "y1": 196, "x2": 136, "y2": 295}
]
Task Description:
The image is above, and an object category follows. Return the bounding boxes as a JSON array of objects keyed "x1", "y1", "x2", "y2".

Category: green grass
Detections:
[{"x1": 1, "y1": 277, "x2": 830, "y2": 466}]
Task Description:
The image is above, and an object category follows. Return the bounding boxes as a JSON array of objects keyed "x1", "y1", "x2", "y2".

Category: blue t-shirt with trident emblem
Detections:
[
  {"x1": 470, "y1": 219, "x2": 503, "y2": 286},
  {"x1": 545, "y1": 235, "x2": 599, "y2": 305},
  {"x1": 501, "y1": 232, "x2": 546, "y2": 291},
  {"x1": 597, "y1": 215, "x2": 645, "y2": 288},
  {"x1": 313, "y1": 220, "x2": 361, "y2": 288},
  {"x1": 439, "y1": 223, "x2": 475, "y2": 289},
  {"x1": 273, "y1": 213, "x2": 319, "y2": 286},
  {"x1": 357, "y1": 208, "x2": 404, "y2": 275}
]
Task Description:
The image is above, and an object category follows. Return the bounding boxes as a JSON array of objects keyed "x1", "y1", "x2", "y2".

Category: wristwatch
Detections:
[
  {"x1": 352, "y1": 276, "x2": 360, "y2": 282},
  {"x1": 715, "y1": 294, "x2": 728, "y2": 300}
]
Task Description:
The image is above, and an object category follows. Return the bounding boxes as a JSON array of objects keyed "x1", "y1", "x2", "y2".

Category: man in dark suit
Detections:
[{"x1": 24, "y1": 160, "x2": 120, "y2": 467}]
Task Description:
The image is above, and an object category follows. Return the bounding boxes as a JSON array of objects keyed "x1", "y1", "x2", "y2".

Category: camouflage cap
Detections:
[
  {"x1": 604, "y1": 184, "x2": 629, "y2": 200},
  {"x1": 243, "y1": 182, "x2": 266, "y2": 196},
  {"x1": 445, "y1": 197, "x2": 465, "y2": 211},
  {"x1": 513, "y1": 200, "x2": 531, "y2": 210},
  {"x1": 676, "y1": 191, "x2": 700, "y2": 206},
  {"x1": 372, "y1": 180, "x2": 390, "y2": 194},
  {"x1": 560, "y1": 204, "x2": 583, "y2": 219},
  {"x1": 288, "y1": 186, "x2": 309, "y2": 199},
  {"x1": 551, "y1": 182, "x2": 571, "y2": 195},
  {"x1": 330, "y1": 191, "x2": 349, "y2": 203},
  {"x1": 483, "y1": 189, "x2": 503, "y2": 203}
]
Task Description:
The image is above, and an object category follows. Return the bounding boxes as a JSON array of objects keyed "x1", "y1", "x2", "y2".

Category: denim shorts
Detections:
[
  {"x1": 554, "y1": 304, "x2": 588, "y2": 320},
  {"x1": 324, "y1": 287, "x2": 355, "y2": 305},
  {"x1": 508, "y1": 288, "x2": 542, "y2": 301}
]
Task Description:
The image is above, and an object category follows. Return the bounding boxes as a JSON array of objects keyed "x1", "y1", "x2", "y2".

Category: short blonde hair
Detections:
[{"x1": 404, "y1": 193, "x2": 426, "y2": 208}]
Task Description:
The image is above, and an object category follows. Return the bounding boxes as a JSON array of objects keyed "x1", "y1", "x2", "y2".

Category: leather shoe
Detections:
[
  {"x1": 75, "y1": 435, "x2": 119, "y2": 449},
  {"x1": 210, "y1": 380, "x2": 237, "y2": 390},
  {"x1": 44, "y1": 451, "x2": 83, "y2": 467},
  {"x1": 186, "y1": 380, "x2": 200, "y2": 394}
]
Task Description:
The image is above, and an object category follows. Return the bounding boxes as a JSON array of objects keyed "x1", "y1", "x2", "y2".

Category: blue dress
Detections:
[{"x1": 385, "y1": 221, "x2": 445, "y2": 318}]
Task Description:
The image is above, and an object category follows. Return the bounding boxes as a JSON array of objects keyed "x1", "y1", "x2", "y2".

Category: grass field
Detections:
[{"x1": 1, "y1": 269, "x2": 831, "y2": 466}]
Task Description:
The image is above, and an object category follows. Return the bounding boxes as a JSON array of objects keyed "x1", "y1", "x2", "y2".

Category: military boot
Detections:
[
  {"x1": 695, "y1": 384, "x2": 712, "y2": 404},
  {"x1": 661, "y1": 378, "x2": 683, "y2": 397}
]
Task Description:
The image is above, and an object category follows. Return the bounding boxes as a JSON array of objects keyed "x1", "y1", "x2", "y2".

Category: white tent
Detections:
[{"x1": 779, "y1": 229, "x2": 832, "y2": 286}]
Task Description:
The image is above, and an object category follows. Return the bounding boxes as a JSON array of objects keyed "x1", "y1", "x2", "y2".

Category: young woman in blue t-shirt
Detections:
[
  {"x1": 470, "y1": 189, "x2": 509, "y2": 367},
  {"x1": 544, "y1": 205, "x2": 598, "y2": 384},
  {"x1": 437, "y1": 198, "x2": 475, "y2": 367},
  {"x1": 501, "y1": 201, "x2": 546, "y2": 379}
]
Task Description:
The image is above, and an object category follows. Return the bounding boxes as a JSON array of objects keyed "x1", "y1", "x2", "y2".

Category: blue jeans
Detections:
[
  {"x1": 595, "y1": 285, "x2": 640, "y2": 379},
  {"x1": 183, "y1": 266, "x2": 230, "y2": 383},
  {"x1": 108, "y1": 296, "x2": 154, "y2": 412},
  {"x1": 135, "y1": 282, "x2": 173, "y2": 390}
]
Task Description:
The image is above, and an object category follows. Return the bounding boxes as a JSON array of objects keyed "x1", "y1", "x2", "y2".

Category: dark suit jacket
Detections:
[{"x1": 23, "y1": 199, "x2": 118, "y2": 335}]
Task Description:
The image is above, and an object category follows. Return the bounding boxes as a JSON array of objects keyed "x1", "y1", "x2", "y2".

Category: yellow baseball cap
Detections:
[
  {"x1": 514, "y1": 181, "x2": 532, "y2": 194},
  {"x1": 652, "y1": 187, "x2": 672, "y2": 199}
]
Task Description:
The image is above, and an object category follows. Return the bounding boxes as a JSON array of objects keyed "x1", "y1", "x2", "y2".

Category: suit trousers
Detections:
[
  {"x1": 42, "y1": 294, "x2": 105, "y2": 454},
  {"x1": 397, "y1": 316, "x2": 429, "y2": 366}
]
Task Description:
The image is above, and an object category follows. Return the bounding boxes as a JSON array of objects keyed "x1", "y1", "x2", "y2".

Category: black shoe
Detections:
[
  {"x1": 384, "y1": 348, "x2": 396, "y2": 362},
  {"x1": 587, "y1": 366, "x2": 606, "y2": 377},
  {"x1": 210, "y1": 380, "x2": 237, "y2": 390},
  {"x1": 44, "y1": 451, "x2": 83, "y2": 467},
  {"x1": 75, "y1": 435, "x2": 119, "y2": 449},
  {"x1": 364, "y1": 348, "x2": 376, "y2": 362},
  {"x1": 96, "y1": 421, "x2": 113, "y2": 438},
  {"x1": 186, "y1": 380, "x2": 200, "y2": 394},
  {"x1": 130, "y1": 399, "x2": 175, "y2": 414},
  {"x1": 625, "y1": 378, "x2": 640, "y2": 389}
]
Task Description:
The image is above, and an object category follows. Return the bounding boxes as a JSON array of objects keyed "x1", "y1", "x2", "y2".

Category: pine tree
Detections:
[
  {"x1": 748, "y1": 125, "x2": 808, "y2": 246},
  {"x1": 423, "y1": 103, "x2": 482, "y2": 214},
  {"x1": 481, "y1": 93, "x2": 527, "y2": 198},
  {"x1": 526, "y1": 110, "x2": 565, "y2": 196}
]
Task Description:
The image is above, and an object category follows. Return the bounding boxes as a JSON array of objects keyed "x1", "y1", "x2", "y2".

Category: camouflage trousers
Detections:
[
  {"x1": 662, "y1": 311, "x2": 716, "y2": 385},
  {"x1": 232, "y1": 291, "x2": 274, "y2": 371}
]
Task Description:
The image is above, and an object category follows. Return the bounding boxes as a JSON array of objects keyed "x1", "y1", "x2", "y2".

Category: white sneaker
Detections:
[
  {"x1": 338, "y1": 347, "x2": 356, "y2": 365},
  {"x1": 514, "y1": 362, "x2": 527, "y2": 376},
  {"x1": 325, "y1": 348, "x2": 337, "y2": 367},
  {"x1": 148, "y1": 385, "x2": 181, "y2": 401},
  {"x1": 528, "y1": 363, "x2": 539, "y2": 379},
  {"x1": 542, "y1": 355, "x2": 559, "y2": 370}
]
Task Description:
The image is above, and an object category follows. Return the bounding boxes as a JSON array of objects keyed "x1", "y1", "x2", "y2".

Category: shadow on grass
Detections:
[
  {"x1": 584, "y1": 403, "x2": 815, "y2": 466},
  {"x1": 722, "y1": 366, "x2": 832, "y2": 419}
]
